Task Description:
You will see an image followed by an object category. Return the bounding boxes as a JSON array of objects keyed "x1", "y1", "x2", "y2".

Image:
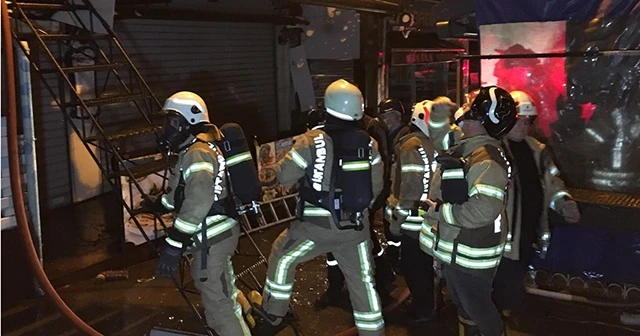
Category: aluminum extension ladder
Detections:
[{"x1": 238, "y1": 193, "x2": 298, "y2": 236}]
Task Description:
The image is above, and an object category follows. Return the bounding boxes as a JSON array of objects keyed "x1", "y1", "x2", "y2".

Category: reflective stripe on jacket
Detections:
[
  {"x1": 163, "y1": 136, "x2": 236, "y2": 249},
  {"x1": 387, "y1": 131, "x2": 438, "y2": 239},
  {"x1": 420, "y1": 135, "x2": 509, "y2": 277},
  {"x1": 274, "y1": 129, "x2": 384, "y2": 228}
]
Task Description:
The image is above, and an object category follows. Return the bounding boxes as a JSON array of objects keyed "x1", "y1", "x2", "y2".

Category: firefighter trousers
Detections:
[
  {"x1": 324, "y1": 214, "x2": 395, "y2": 296},
  {"x1": 383, "y1": 216, "x2": 401, "y2": 268},
  {"x1": 401, "y1": 234, "x2": 435, "y2": 318},
  {"x1": 443, "y1": 265, "x2": 504, "y2": 336},
  {"x1": 262, "y1": 220, "x2": 385, "y2": 336},
  {"x1": 190, "y1": 226, "x2": 251, "y2": 336},
  {"x1": 492, "y1": 257, "x2": 529, "y2": 312}
]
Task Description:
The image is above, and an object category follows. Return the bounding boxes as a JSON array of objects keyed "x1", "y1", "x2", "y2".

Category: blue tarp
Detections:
[
  {"x1": 533, "y1": 225, "x2": 640, "y2": 285},
  {"x1": 476, "y1": 0, "x2": 639, "y2": 26}
]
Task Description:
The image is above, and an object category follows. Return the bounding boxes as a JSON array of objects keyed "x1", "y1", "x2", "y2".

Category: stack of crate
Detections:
[{"x1": 1, "y1": 116, "x2": 26, "y2": 230}]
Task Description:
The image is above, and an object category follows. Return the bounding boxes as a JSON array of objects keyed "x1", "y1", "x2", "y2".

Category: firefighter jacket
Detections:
[
  {"x1": 428, "y1": 107, "x2": 462, "y2": 152},
  {"x1": 363, "y1": 115, "x2": 391, "y2": 210},
  {"x1": 502, "y1": 136, "x2": 572, "y2": 261},
  {"x1": 274, "y1": 128, "x2": 384, "y2": 229},
  {"x1": 386, "y1": 131, "x2": 438, "y2": 239},
  {"x1": 419, "y1": 135, "x2": 509, "y2": 278},
  {"x1": 388, "y1": 125, "x2": 411, "y2": 157},
  {"x1": 363, "y1": 115, "x2": 389, "y2": 169},
  {"x1": 161, "y1": 133, "x2": 237, "y2": 250}
]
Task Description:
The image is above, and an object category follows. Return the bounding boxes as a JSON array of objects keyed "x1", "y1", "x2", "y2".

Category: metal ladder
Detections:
[
  {"x1": 9, "y1": 0, "x2": 173, "y2": 238},
  {"x1": 238, "y1": 193, "x2": 298, "y2": 235},
  {"x1": 8, "y1": 1, "x2": 212, "y2": 334}
]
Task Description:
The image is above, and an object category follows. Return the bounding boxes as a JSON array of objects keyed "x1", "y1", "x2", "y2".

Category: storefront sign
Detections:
[{"x1": 391, "y1": 48, "x2": 464, "y2": 66}]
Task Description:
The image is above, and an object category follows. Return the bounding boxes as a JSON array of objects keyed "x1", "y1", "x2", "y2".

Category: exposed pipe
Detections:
[
  {"x1": 620, "y1": 313, "x2": 640, "y2": 326},
  {"x1": 459, "y1": 50, "x2": 640, "y2": 60},
  {"x1": 292, "y1": 0, "x2": 401, "y2": 14},
  {"x1": 1, "y1": 2, "x2": 102, "y2": 335},
  {"x1": 114, "y1": 6, "x2": 310, "y2": 25},
  {"x1": 17, "y1": 40, "x2": 43, "y2": 266},
  {"x1": 526, "y1": 286, "x2": 640, "y2": 308}
]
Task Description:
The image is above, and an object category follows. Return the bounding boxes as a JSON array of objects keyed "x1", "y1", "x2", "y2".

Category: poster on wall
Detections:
[
  {"x1": 257, "y1": 137, "x2": 298, "y2": 201},
  {"x1": 122, "y1": 157, "x2": 173, "y2": 246},
  {"x1": 479, "y1": 21, "x2": 566, "y2": 137}
]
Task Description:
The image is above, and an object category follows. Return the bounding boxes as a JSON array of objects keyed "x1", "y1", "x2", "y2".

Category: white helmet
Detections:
[
  {"x1": 510, "y1": 91, "x2": 538, "y2": 117},
  {"x1": 162, "y1": 91, "x2": 210, "y2": 125},
  {"x1": 411, "y1": 100, "x2": 433, "y2": 137},
  {"x1": 324, "y1": 79, "x2": 364, "y2": 121}
]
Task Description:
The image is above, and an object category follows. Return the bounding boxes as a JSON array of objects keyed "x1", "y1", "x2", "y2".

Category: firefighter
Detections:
[
  {"x1": 419, "y1": 86, "x2": 517, "y2": 336},
  {"x1": 376, "y1": 98, "x2": 411, "y2": 269},
  {"x1": 252, "y1": 79, "x2": 385, "y2": 336},
  {"x1": 385, "y1": 99, "x2": 440, "y2": 323},
  {"x1": 153, "y1": 91, "x2": 251, "y2": 335},
  {"x1": 317, "y1": 106, "x2": 396, "y2": 309},
  {"x1": 493, "y1": 91, "x2": 580, "y2": 325}
]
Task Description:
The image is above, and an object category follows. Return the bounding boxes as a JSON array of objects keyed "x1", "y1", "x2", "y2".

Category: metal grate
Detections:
[{"x1": 569, "y1": 188, "x2": 640, "y2": 208}]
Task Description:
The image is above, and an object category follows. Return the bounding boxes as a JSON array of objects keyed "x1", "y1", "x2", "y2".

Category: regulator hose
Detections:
[{"x1": 1, "y1": 2, "x2": 102, "y2": 335}]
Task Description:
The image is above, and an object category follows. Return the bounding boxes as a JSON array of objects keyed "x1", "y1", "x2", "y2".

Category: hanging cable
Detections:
[{"x1": 1, "y1": 2, "x2": 102, "y2": 335}]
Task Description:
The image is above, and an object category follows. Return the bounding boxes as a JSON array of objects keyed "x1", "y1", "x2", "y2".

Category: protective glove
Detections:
[
  {"x1": 430, "y1": 96, "x2": 458, "y2": 123},
  {"x1": 560, "y1": 199, "x2": 581, "y2": 223},
  {"x1": 420, "y1": 199, "x2": 442, "y2": 220},
  {"x1": 155, "y1": 245, "x2": 183, "y2": 279}
]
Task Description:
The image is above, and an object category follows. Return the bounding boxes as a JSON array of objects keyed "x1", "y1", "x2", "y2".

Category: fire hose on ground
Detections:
[{"x1": 1, "y1": 1, "x2": 102, "y2": 335}]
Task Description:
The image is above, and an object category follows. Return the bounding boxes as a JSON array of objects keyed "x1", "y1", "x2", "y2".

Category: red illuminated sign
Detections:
[{"x1": 391, "y1": 48, "x2": 465, "y2": 66}]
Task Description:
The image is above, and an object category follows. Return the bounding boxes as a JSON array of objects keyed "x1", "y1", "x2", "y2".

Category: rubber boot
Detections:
[
  {"x1": 250, "y1": 306, "x2": 286, "y2": 336},
  {"x1": 249, "y1": 291, "x2": 287, "y2": 336}
]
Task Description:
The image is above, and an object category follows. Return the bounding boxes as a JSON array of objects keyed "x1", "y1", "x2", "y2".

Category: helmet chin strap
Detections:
[{"x1": 325, "y1": 113, "x2": 357, "y2": 128}]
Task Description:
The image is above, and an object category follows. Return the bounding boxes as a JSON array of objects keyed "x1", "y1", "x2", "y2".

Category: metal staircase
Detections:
[
  {"x1": 8, "y1": 0, "x2": 173, "y2": 243},
  {"x1": 8, "y1": 1, "x2": 212, "y2": 333},
  {"x1": 8, "y1": 3, "x2": 302, "y2": 334}
]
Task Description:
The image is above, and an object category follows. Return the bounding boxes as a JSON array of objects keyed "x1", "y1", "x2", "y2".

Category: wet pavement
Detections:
[{"x1": 3, "y1": 221, "x2": 640, "y2": 336}]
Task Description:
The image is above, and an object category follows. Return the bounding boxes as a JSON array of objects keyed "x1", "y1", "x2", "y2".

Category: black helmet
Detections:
[
  {"x1": 306, "y1": 108, "x2": 326, "y2": 129},
  {"x1": 459, "y1": 86, "x2": 517, "y2": 139},
  {"x1": 378, "y1": 98, "x2": 406, "y2": 117}
]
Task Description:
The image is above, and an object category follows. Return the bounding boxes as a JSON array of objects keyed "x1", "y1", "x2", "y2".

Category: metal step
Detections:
[
  {"x1": 40, "y1": 63, "x2": 126, "y2": 74},
  {"x1": 120, "y1": 146, "x2": 162, "y2": 161},
  {"x1": 86, "y1": 123, "x2": 161, "y2": 142},
  {"x1": 16, "y1": 32, "x2": 111, "y2": 41},
  {"x1": 65, "y1": 93, "x2": 147, "y2": 108},
  {"x1": 13, "y1": 2, "x2": 87, "y2": 11},
  {"x1": 107, "y1": 124, "x2": 161, "y2": 141},
  {"x1": 113, "y1": 156, "x2": 177, "y2": 179}
]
